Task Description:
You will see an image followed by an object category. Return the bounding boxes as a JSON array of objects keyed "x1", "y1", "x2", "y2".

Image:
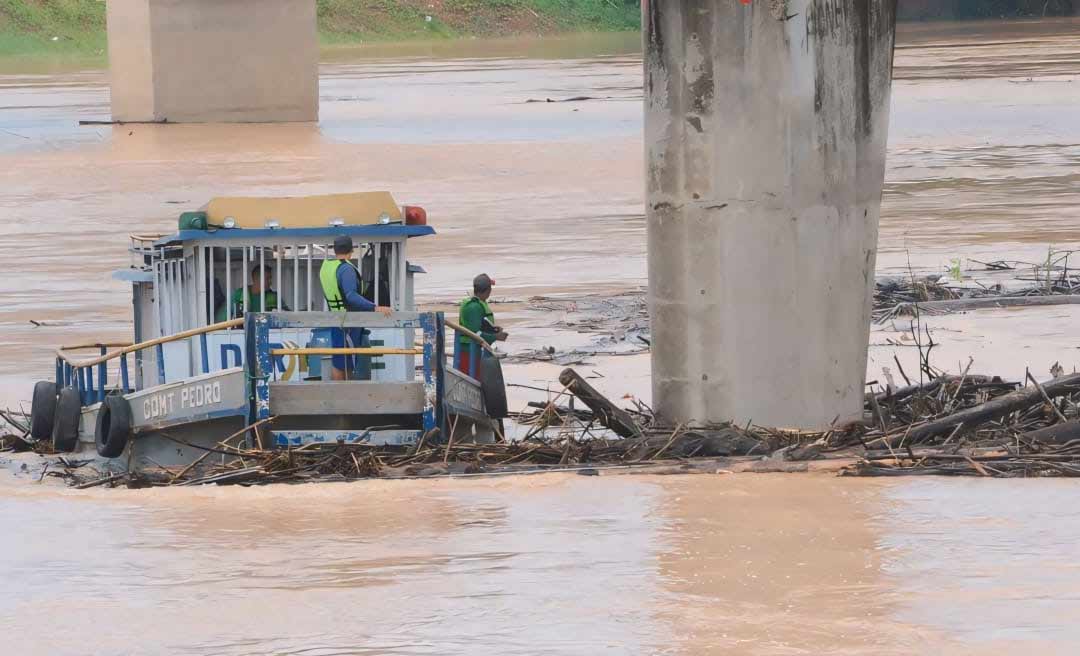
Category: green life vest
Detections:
[
  {"x1": 220, "y1": 289, "x2": 280, "y2": 320},
  {"x1": 320, "y1": 259, "x2": 366, "y2": 312},
  {"x1": 458, "y1": 296, "x2": 494, "y2": 344}
]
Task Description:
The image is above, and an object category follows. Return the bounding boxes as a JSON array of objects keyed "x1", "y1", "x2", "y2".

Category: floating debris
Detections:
[
  {"x1": 39, "y1": 358, "x2": 1078, "y2": 489},
  {"x1": 505, "y1": 258, "x2": 1080, "y2": 364}
]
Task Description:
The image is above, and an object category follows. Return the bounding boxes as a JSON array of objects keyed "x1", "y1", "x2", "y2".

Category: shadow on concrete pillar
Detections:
[
  {"x1": 644, "y1": 0, "x2": 898, "y2": 429},
  {"x1": 107, "y1": 0, "x2": 318, "y2": 123}
]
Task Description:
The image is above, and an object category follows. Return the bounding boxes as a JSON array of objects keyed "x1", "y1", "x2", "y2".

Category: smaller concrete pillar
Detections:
[{"x1": 107, "y1": 0, "x2": 318, "y2": 123}]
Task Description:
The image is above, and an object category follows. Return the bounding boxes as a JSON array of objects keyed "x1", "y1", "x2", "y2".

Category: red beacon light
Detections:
[{"x1": 403, "y1": 205, "x2": 428, "y2": 226}]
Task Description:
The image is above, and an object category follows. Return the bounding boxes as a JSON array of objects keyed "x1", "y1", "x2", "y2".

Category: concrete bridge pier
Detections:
[
  {"x1": 107, "y1": 0, "x2": 318, "y2": 123},
  {"x1": 644, "y1": 0, "x2": 898, "y2": 429}
]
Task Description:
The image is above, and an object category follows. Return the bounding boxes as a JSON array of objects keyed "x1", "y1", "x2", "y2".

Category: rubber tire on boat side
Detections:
[
  {"x1": 95, "y1": 394, "x2": 132, "y2": 459},
  {"x1": 30, "y1": 381, "x2": 58, "y2": 440},
  {"x1": 51, "y1": 387, "x2": 81, "y2": 453},
  {"x1": 479, "y1": 356, "x2": 509, "y2": 419}
]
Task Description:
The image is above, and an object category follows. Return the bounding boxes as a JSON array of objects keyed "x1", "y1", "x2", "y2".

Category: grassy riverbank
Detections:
[
  {"x1": 2, "y1": 0, "x2": 1073, "y2": 60},
  {"x1": 0, "y1": 0, "x2": 641, "y2": 58},
  {"x1": 0, "y1": 0, "x2": 106, "y2": 57},
  {"x1": 318, "y1": 0, "x2": 640, "y2": 43}
]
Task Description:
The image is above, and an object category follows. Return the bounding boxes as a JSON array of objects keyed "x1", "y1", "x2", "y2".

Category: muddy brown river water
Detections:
[{"x1": 2, "y1": 19, "x2": 1080, "y2": 655}]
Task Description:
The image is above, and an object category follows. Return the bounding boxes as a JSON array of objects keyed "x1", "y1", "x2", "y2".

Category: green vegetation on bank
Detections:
[
  {"x1": 0, "y1": 0, "x2": 106, "y2": 57},
  {"x1": 900, "y1": 0, "x2": 1074, "y2": 19},
  {"x1": 0, "y1": 0, "x2": 640, "y2": 58},
  {"x1": 1, "y1": 0, "x2": 1075, "y2": 59},
  {"x1": 318, "y1": 0, "x2": 640, "y2": 43}
]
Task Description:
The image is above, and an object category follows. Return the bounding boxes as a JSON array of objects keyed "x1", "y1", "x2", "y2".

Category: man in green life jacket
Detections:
[
  {"x1": 456, "y1": 273, "x2": 507, "y2": 377},
  {"x1": 215, "y1": 265, "x2": 288, "y2": 322},
  {"x1": 320, "y1": 235, "x2": 393, "y2": 381}
]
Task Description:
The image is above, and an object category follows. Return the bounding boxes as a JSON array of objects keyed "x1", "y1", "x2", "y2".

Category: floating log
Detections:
[
  {"x1": 558, "y1": 368, "x2": 642, "y2": 438},
  {"x1": 873, "y1": 374, "x2": 998, "y2": 404},
  {"x1": 78, "y1": 119, "x2": 169, "y2": 126},
  {"x1": 1021, "y1": 421, "x2": 1080, "y2": 446},
  {"x1": 74, "y1": 473, "x2": 128, "y2": 489},
  {"x1": 524, "y1": 96, "x2": 600, "y2": 103},
  {"x1": 525, "y1": 401, "x2": 594, "y2": 421},
  {"x1": 0, "y1": 409, "x2": 30, "y2": 434},
  {"x1": 178, "y1": 466, "x2": 265, "y2": 487},
  {"x1": 894, "y1": 294, "x2": 1080, "y2": 315},
  {"x1": 879, "y1": 373, "x2": 1080, "y2": 447}
]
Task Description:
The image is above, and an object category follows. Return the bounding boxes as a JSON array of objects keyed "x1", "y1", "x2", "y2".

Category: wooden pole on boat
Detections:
[
  {"x1": 57, "y1": 318, "x2": 245, "y2": 368},
  {"x1": 444, "y1": 319, "x2": 498, "y2": 356}
]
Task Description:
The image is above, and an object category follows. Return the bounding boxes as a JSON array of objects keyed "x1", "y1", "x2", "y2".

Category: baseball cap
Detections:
[
  {"x1": 473, "y1": 273, "x2": 495, "y2": 293},
  {"x1": 333, "y1": 235, "x2": 354, "y2": 255}
]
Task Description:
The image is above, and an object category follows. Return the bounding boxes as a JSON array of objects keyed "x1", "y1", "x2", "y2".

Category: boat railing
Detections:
[
  {"x1": 52, "y1": 311, "x2": 481, "y2": 433},
  {"x1": 55, "y1": 318, "x2": 245, "y2": 406}
]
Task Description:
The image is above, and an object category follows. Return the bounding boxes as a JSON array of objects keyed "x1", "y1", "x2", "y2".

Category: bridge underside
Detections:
[{"x1": 107, "y1": 0, "x2": 318, "y2": 123}]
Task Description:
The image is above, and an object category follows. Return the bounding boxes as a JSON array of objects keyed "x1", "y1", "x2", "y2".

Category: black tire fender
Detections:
[
  {"x1": 51, "y1": 387, "x2": 82, "y2": 453},
  {"x1": 30, "y1": 381, "x2": 57, "y2": 440},
  {"x1": 95, "y1": 395, "x2": 133, "y2": 459},
  {"x1": 478, "y1": 356, "x2": 508, "y2": 419}
]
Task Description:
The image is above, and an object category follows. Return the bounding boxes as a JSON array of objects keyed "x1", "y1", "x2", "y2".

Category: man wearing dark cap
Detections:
[
  {"x1": 456, "y1": 273, "x2": 507, "y2": 377},
  {"x1": 320, "y1": 235, "x2": 393, "y2": 380},
  {"x1": 216, "y1": 265, "x2": 287, "y2": 321}
]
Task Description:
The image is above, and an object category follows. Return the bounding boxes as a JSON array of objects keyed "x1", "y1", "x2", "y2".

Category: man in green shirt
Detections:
[
  {"x1": 456, "y1": 273, "x2": 507, "y2": 377},
  {"x1": 216, "y1": 265, "x2": 288, "y2": 321}
]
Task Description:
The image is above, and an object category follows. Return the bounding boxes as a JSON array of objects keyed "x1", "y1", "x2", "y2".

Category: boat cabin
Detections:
[{"x1": 119, "y1": 191, "x2": 432, "y2": 388}]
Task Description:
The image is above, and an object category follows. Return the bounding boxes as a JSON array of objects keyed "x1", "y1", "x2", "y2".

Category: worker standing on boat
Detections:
[
  {"x1": 457, "y1": 273, "x2": 507, "y2": 377},
  {"x1": 320, "y1": 236, "x2": 393, "y2": 381},
  {"x1": 217, "y1": 265, "x2": 288, "y2": 321}
]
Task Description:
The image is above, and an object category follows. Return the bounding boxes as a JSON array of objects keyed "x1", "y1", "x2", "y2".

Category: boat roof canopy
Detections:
[
  {"x1": 208, "y1": 191, "x2": 402, "y2": 228},
  {"x1": 155, "y1": 224, "x2": 435, "y2": 247},
  {"x1": 153, "y1": 191, "x2": 435, "y2": 246}
]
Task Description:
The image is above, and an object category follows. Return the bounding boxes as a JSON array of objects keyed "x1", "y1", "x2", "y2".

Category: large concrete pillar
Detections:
[
  {"x1": 644, "y1": 0, "x2": 897, "y2": 429},
  {"x1": 107, "y1": 0, "x2": 318, "y2": 123}
]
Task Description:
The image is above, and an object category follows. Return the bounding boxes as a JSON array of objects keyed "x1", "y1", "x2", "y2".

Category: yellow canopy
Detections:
[{"x1": 206, "y1": 192, "x2": 401, "y2": 229}]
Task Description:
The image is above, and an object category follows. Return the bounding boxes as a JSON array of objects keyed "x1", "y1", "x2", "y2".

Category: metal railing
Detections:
[
  {"x1": 245, "y1": 311, "x2": 444, "y2": 432},
  {"x1": 270, "y1": 347, "x2": 422, "y2": 357},
  {"x1": 51, "y1": 311, "x2": 489, "y2": 434},
  {"x1": 55, "y1": 318, "x2": 244, "y2": 406}
]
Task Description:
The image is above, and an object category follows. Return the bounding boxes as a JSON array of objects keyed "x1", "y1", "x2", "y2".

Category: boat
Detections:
[{"x1": 26, "y1": 192, "x2": 507, "y2": 474}]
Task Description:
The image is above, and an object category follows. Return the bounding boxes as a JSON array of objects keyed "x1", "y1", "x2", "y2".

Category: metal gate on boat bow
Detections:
[{"x1": 244, "y1": 311, "x2": 446, "y2": 446}]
